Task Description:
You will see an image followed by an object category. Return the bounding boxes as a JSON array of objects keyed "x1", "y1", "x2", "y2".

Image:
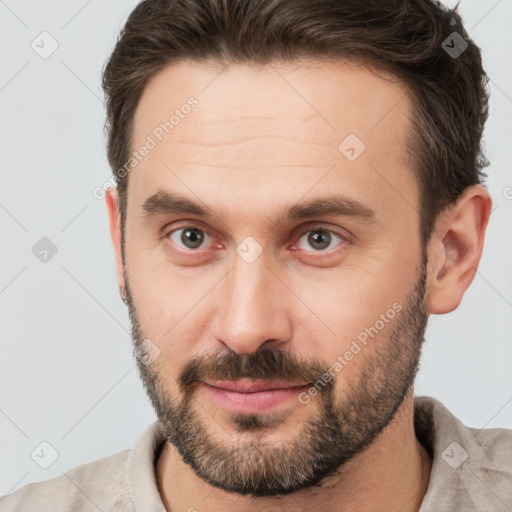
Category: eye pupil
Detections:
[
  {"x1": 308, "y1": 230, "x2": 331, "y2": 250},
  {"x1": 182, "y1": 228, "x2": 204, "y2": 249}
]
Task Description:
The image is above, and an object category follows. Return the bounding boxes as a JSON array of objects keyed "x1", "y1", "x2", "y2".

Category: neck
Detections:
[{"x1": 156, "y1": 390, "x2": 432, "y2": 512}]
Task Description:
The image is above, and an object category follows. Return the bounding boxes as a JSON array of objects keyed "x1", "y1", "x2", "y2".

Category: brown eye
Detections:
[
  {"x1": 168, "y1": 226, "x2": 211, "y2": 250},
  {"x1": 296, "y1": 228, "x2": 345, "y2": 252}
]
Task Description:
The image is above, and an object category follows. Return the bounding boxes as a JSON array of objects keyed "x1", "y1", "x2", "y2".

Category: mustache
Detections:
[{"x1": 178, "y1": 347, "x2": 334, "y2": 395}]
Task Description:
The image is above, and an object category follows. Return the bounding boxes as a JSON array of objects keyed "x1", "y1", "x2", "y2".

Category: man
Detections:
[{"x1": 2, "y1": 0, "x2": 511, "y2": 510}]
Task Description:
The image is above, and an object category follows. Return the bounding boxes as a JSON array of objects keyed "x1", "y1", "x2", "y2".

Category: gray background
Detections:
[{"x1": 1, "y1": 0, "x2": 511, "y2": 495}]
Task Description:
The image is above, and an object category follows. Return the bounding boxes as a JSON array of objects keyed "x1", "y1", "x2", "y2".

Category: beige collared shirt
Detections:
[{"x1": 2, "y1": 396, "x2": 511, "y2": 511}]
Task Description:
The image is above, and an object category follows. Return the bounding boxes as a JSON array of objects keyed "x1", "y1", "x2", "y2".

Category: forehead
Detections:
[
  {"x1": 127, "y1": 58, "x2": 418, "y2": 227},
  {"x1": 133, "y1": 58, "x2": 411, "y2": 145}
]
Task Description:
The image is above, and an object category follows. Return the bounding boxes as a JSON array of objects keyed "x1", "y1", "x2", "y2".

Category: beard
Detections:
[{"x1": 124, "y1": 254, "x2": 429, "y2": 498}]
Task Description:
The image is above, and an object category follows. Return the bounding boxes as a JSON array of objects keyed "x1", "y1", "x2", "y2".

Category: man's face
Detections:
[{"x1": 121, "y1": 59, "x2": 429, "y2": 496}]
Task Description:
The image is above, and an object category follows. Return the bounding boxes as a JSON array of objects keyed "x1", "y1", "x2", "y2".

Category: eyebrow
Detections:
[{"x1": 141, "y1": 190, "x2": 377, "y2": 226}]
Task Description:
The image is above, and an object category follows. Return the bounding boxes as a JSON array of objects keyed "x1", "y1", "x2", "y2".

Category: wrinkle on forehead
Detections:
[
  {"x1": 132, "y1": 58, "x2": 411, "y2": 150},
  {"x1": 127, "y1": 58, "x2": 419, "y2": 236}
]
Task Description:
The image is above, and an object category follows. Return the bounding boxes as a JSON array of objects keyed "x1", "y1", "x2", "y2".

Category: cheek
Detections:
[
  {"x1": 293, "y1": 263, "x2": 401, "y2": 329},
  {"x1": 292, "y1": 270, "x2": 406, "y2": 380},
  {"x1": 127, "y1": 263, "x2": 222, "y2": 374}
]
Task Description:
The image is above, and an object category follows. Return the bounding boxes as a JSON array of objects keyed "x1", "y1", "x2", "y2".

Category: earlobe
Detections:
[
  {"x1": 425, "y1": 185, "x2": 492, "y2": 315},
  {"x1": 105, "y1": 187, "x2": 126, "y2": 300}
]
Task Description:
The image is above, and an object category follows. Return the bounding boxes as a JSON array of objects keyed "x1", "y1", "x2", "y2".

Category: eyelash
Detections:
[{"x1": 162, "y1": 223, "x2": 348, "y2": 256}]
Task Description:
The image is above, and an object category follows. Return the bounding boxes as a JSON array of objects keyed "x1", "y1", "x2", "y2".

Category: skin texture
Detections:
[{"x1": 105, "y1": 59, "x2": 492, "y2": 511}]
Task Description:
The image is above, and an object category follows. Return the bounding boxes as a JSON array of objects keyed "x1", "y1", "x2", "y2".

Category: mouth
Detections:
[{"x1": 201, "y1": 379, "x2": 311, "y2": 414}]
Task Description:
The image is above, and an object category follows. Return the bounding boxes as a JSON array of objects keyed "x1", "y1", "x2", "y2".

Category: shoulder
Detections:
[
  {"x1": 0, "y1": 449, "x2": 132, "y2": 512},
  {"x1": 415, "y1": 395, "x2": 512, "y2": 465},
  {"x1": 415, "y1": 396, "x2": 512, "y2": 511}
]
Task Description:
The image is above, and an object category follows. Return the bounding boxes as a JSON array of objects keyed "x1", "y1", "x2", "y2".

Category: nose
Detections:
[{"x1": 210, "y1": 251, "x2": 292, "y2": 354}]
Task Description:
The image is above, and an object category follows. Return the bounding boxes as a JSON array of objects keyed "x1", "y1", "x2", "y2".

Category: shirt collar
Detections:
[
  {"x1": 127, "y1": 419, "x2": 167, "y2": 512},
  {"x1": 415, "y1": 395, "x2": 511, "y2": 510}
]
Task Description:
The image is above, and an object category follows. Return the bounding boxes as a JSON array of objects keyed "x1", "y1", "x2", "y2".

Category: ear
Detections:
[
  {"x1": 105, "y1": 187, "x2": 126, "y2": 300},
  {"x1": 426, "y1": 184, "x2": 492, "y2": 314}
]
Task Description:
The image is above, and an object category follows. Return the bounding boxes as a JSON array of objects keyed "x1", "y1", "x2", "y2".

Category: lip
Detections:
[
  {"x1": 204, "y1": 379, "x2": 309, "y2": 393},
  {"x1": 202, "y1": 379, "x2": 311, "y2": 414}
]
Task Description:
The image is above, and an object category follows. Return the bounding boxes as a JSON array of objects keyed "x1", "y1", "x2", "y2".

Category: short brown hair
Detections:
[{"x1": 101, "y1": 0, "x2": 490, "y2": 249}]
